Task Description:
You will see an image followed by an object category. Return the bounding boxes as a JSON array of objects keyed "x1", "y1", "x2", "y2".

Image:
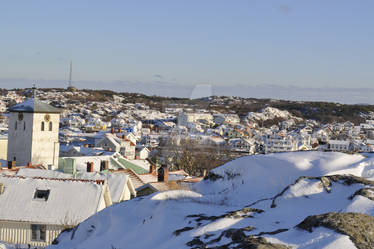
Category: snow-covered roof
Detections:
[
  {"x1": 0, "y1": 175, "x2": 108, "y2": 225},
  {"x1": 9, "y1": 98, "x2": 62, "y2": 113},
  {"x1": 16, "y1": 168, "x2": 135, "y2": 203}
]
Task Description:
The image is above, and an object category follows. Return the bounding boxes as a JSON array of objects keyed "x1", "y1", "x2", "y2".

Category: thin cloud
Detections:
[{"x1": 153, "y1": 74, "x2": 163, "y2": 79}]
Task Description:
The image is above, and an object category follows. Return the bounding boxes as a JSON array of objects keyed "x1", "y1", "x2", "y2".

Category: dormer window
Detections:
[{"x1": 34, "y1": 189, "x2": 50, "y2": 201}]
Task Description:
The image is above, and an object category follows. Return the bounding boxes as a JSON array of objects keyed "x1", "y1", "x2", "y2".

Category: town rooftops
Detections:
[{"x1": 9, "y1": 98, "x2": 62, "y2": 113}]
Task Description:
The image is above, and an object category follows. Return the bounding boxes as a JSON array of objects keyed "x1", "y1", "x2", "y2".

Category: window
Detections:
[
  {"x1": 41, "y1": 121, "x2": 45, "y2": 131},
  {"x1": 31, "y1": 224, "x2": 46, "y2": 242},
  {"x1": 15, "y1": 121, "x2": 17, "y2": 130},
  {"x1": 24, "y1": 121, "x2": 26, "y2": 130},
  {"x1": 49, "y1": 122, "x2": 52, "y2": 131},
  {"x1": 34, "y1": 189, "x2": 50, "y2": 201}
]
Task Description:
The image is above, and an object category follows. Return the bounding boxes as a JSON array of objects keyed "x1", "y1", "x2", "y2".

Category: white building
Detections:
[
  {"x1": 0, "y1": 175, "x2": 112, "y2": 247},
  {"x1": 328, "y1": 140, "x2": 351, "y2": 151},
  {"x1": 7, "y1": 97, "x2": 62, "y2": 168},
  {"x1": 264, "y1": 134, "x2": 298, "y2": 154},
  {"x1": 177, "y1": 112, "x2": 213, "y2": 127}
]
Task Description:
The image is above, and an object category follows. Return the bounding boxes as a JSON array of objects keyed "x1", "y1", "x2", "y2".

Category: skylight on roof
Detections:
[{"x1": 34, "y1": 189, "x2": 50, "y2": 201}]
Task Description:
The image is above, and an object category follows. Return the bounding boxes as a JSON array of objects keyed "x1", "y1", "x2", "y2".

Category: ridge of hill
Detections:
[{"x1": 47, "y1": 152, "x2": 374, "y2": 249}]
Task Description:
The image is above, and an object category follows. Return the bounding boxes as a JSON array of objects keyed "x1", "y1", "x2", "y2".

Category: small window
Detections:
[
  {"x1": 41, "y1": 122, "x2": 45, "y2": 131},
  {"x1": 34, "y1": 189, "x2": 50, "y2": 201},
  {"x1": 31, "y1": 224, "x2": 46, "y2": 242},
  {"x1": 49, "y1": 122, "x2": 52, "y2": 131},
  {"x1": 24, "y1": 121, "x2": 26, "y2": 130}
]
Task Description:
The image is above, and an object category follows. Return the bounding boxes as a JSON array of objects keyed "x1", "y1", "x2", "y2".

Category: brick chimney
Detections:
[
  {"x1": 157, "y1": 165, "x2": 168, "y2": 182},
  {"x1": 119, "y1": 128, "x2": 122, "y2": 133},
  {"x1": 86, "y1": 162, "x2": 94, "y2": 172},
  {"x1": 100, "y1": 160, "x2": 109, "y2": 171},
  {"x1": 149, "y1": 164, "x2": 155, "y2": 174},
  {"x1": 27, "y1": 162, "x2": 32, "y2": 168},
  {"x1": 7, "y1": 161, "x2": 16, "y2": 169},
  {"x1": 111, "y1": 127, "x2": 115, "y2": 134}
]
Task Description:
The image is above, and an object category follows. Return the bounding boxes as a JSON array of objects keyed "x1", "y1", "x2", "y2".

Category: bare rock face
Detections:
[
  {"x1": 297, "y1": 212, "x2": 374, "y2": 249},
  {"x1": 186, "y1": 234, "x2": 291, "y2": 249}
]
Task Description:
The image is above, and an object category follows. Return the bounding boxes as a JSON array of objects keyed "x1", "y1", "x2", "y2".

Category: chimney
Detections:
[
  {"x1": 84, "y1": 144, "x2": 89, "y2": 148},
  {"x1": 108, "y1": 147, "x2": 112, "y2": 152},
  {"x1": 202, "y1": 169, "x2": 207, "y2": 177},
  {"x1": 7, "y1": 161, "x2": 16, "y2": 169},
  {"x1": 149, "y1": 164, "x2": 155, "y2": 174},
  {"x1": 100, "y1": 160, "x2": 109, "y2": 171},
  {"x1": 122, "y1": 134, "x2": 126, "y2": 139},
  {"x1": 27, "y1": 162, "x2": 32, "y2": 168},
  {"x1": 119, "y1": 128, "x2": 122, "y2": 133},
  {"x1": 0, "y1": 183, "x2": 4, "y2": 195},
  {"x1": 157, "y1": 165, "x2": 168, "y2": 182},
  {"x1": 86, "y1": 162, "x2": 94, "y2": 172},
  {"x1": 111, "y1": 127, "x2": 115, "y2": 134}
]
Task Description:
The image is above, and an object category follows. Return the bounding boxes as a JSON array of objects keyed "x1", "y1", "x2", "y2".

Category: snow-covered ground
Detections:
[{"x1": 48, "y1": 152, "x2": 374, "y2": 249}]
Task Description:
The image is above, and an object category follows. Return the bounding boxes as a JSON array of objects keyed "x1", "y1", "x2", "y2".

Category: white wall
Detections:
[
  {"x1": 31, "y1": 113, "x2": 60, "y2": 167},
  {"x1": 7, "y1": 112, "x2": 60, "y2": 167},
  {"x1": 7, "y1": 112, "x2": 33, "y2": 166}
]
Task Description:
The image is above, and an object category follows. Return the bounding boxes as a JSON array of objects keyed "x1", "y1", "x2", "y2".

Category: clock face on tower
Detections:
[
  {"x1": 44, "y1": 114, "x2": 51, "y2": 122},
  {"x1": 18, "y1": 113, "x2": 23, "y2": 121}
]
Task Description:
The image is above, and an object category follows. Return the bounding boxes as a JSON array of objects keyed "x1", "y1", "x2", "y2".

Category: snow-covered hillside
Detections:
[
  {"x1": 47, "y1": 152, "x2": 374, "y2": 249},
  {"x1": 245, "y1": 107, "x2": 302, "y2": 122}
]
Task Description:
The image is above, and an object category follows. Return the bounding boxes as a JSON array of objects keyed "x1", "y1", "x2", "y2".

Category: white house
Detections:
[
  {"x1": 177, "y1": 112, "x2": 213, "y2": 127},
  {"x1": 0, "y1": 175, "x2": 112, "y2": 247},
  {"x1": 96, "y1": 133, "x2": 136, "y2": 159},
  {"x1": 328, "y1": 140, "x2": 351, "y2": 151},
  {"x1": 7, "y1": 97, "x2": 61, "y2": 168},
  {"x1": 136, "y1": 146, "x2": 150, "y2": 160},
  {"x1": 264, "y1": 134, "x2": 298, "y2": 154}
]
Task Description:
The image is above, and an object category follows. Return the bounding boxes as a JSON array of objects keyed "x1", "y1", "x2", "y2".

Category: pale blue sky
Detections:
[{"x1": 0, "y1": 1, "x2": 373, "y2": 93}]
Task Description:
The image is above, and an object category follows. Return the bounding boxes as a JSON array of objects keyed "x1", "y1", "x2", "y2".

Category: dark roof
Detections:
[{"x1": 9, "y1": 98, "x2": 62, "y2": 113}]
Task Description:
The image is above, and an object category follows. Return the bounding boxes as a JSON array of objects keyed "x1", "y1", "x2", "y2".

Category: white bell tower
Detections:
[{"x1": 7, "y1": 87, "x2": 61, "y2": 168}]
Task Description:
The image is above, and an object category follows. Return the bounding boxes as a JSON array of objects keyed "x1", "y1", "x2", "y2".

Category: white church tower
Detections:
[{"x1": 7, "y1": 88, "x2": 61, "y2": 168}]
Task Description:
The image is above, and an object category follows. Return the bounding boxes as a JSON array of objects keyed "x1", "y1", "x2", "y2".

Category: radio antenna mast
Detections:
[{"x1": 68, "y1": 60, "x2": 73, "y2": 88}]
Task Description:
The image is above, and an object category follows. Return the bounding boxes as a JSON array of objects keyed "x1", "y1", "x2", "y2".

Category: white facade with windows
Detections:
[
  {"x1": 328, "y1": 140, "x2": 350, "y2": 151},
  {"x1": 264, "y1": 134, "x2": 298, "y2": 154}
]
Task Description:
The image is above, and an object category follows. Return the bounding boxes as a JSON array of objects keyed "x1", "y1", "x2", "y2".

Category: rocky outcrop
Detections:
[
  {"x1": 186, "y1": 234, "x2": 291, "y2": 249},
  {"x1": 349, "y1": 188, "x2": 374, "y2": 201},
  {"x1": 271, "y1": 174, "x2": 374, "y2": 208},
  {"x1": 297, "y1": 212, "x2": 374, "y2": 249}
]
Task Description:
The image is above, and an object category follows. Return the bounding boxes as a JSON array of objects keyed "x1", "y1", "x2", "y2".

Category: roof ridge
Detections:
[{"x1": 0, "y1": 174, "x2": 105, "y2": 185}]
